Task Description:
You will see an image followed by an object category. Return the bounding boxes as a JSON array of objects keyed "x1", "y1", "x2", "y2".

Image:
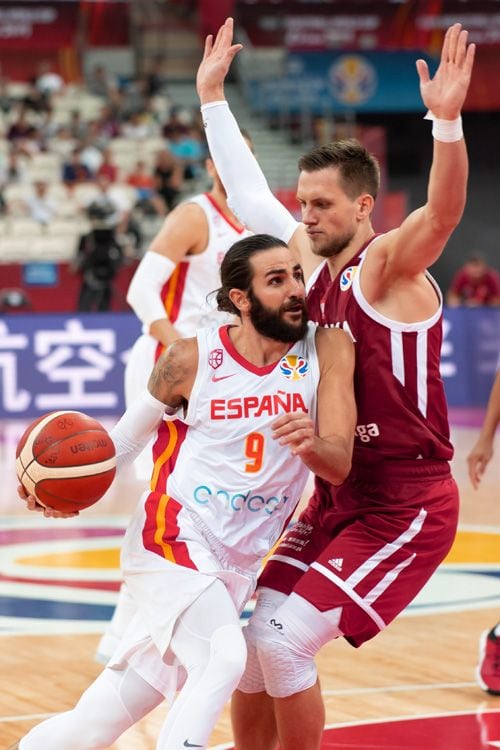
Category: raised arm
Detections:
[
  {"x1": 126, "y1": 203, "x2": 208, "y2": 348},
  {"x1": 381, "y1": 24, "x2": 475, "y2": 278},
  {"x1": 196, "y1": 19, "x2": 315, "y2": 271}
]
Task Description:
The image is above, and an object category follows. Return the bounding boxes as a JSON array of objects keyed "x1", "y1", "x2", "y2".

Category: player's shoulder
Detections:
[{"x1": 161, "y1": 336, "x2": 199, "y2": 375}]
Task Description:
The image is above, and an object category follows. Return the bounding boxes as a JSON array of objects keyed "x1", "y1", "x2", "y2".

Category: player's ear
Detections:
[
  {"x1": 229, "y1": 288, "x2": 249, "y2": 313},
  {"x1": 357, "y1": 193, "x2": 374, "y2": 219}
]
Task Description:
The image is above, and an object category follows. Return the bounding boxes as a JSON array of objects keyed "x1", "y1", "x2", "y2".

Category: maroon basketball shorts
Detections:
[{"x1": 258, "y1": 460, "x2": 459, "y2": 647}]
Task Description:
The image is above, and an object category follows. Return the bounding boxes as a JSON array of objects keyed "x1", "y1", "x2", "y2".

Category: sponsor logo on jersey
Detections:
[
  {"x1": 208, "y1": 348, "x2": 223, "y2": 369},
  {"x1": 355, "y1": 423, "x2": 380, "y2": 443},
  {"x1": 193, "y1": 484, "x2": 290, "y2": 515},
  {"x1": 329, "y1": 557, "x2": 344, "y2": 571},
  {"x1": 339, "y1": 266, "x2": 358, "y2": 291},
  {"x1": 211, "y1": 391, "x2": 308, "y2": 419},
  {"x1": 279, "y1": 354, "x2": 309, "y2": 381},
  {"x1": 211, "y1": 373, "x2": 236, "y2": 383}
]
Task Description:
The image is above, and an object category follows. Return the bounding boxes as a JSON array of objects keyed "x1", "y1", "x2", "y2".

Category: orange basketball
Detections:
[{"x1": 15, "y1": 411, "x2": 116, "y2": 513}]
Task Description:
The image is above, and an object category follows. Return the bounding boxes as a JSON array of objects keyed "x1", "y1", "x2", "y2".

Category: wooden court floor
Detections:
[{"x1": 1, "y1": 415, "x2": 499, "y2": 749}]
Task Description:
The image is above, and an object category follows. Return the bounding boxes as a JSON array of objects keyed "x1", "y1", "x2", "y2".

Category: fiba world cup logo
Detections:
[
  {"x1": 208, "y1": 348, "x2": 223, "y2": 369},
  {"x1": 279, "y1": 355, "x2": 309, "y2": 381},
  {"x1": 340, "y1": 266, "x2": 358, "y2": 291},
  {"x1": 329, "y1": 55, "x2": 376, "y2": 106}
]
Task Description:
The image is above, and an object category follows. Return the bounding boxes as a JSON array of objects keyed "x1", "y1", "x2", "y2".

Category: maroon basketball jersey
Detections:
[{"x1": 307, "y1": 236, "x2": 453, "y2": 468}]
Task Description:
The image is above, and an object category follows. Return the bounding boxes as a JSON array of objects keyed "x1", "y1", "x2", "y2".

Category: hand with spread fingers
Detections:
[
  {"x1": 416, "y1": 23, "x2": 475, "y2": 119},
  {"x1": 196, "y1": 17, "x2": 243, "y2": 104}
]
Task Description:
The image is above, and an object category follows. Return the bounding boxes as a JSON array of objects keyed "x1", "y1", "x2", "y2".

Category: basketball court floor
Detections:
[{"x1": 1, "y1": 409, "x2": 500, "y2": 749}]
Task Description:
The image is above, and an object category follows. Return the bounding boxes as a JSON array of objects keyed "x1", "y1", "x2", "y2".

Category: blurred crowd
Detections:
[{"x1": 0, "y1": 60, "x2": 209, "y2": 262}]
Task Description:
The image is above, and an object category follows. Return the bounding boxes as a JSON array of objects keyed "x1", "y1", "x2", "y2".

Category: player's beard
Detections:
[
  {"x1": 248, "y1": 289, "x2": 309, "y2": 343},
  {"x1": 312, "y1": 226, "x2": 356, "y2": 259}
]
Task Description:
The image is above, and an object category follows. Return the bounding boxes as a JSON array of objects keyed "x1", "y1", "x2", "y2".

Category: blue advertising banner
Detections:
[
  {"x1": 441, "y1": 307, "x2": 500, "y2": 408},
  {"x1": 0, "y1": 313, "x2": 141, "y2": 420},
  {"x1": 247, "y1": 50, "x2": 438, "y2": 114},
  {"x1": 0, "y1": 309, "x2": 498, "y2": 420}
]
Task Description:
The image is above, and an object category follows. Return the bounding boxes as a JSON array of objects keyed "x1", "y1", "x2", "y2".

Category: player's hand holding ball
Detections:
[{"x1": 16, "y1": 411, "x2": 116, "y2": 517}]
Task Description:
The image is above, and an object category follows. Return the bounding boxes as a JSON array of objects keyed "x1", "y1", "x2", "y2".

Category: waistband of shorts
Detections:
[{"x1": 350, "y1": 458, "x2": 452, "y2": 482}]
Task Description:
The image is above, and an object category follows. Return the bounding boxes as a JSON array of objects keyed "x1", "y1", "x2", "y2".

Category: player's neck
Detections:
[
  {"x1": 325, "y1": 224, "x2": 375, "y2": 280},
  {"x1": 228, "y1": 324, "x2": 292, "y2": 367},
  {"x1": 208, "y1": 186, "x2": 243, "y2": 229}
]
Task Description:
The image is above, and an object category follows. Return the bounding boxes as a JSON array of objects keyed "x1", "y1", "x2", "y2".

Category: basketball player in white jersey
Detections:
[
  {"x1": 14, "y1": 234, "x2": 355, "y2": 750},
  {"x1": 97, "y1": 140, "x2": 254, "y2": 664}
]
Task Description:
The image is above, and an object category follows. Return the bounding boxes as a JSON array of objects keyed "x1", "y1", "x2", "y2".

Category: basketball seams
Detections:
[
  {"x1": 15, "y1": 411, "x2": 116, "y2": 512},
  {"x1": 25, "y1": 457, "x2": 117, "y2": 483},
  {"x1": 18, "y1": 411, "x2": 76, "y2": 469}
]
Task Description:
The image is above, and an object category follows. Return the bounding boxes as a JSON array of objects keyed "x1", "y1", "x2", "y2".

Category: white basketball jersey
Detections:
[
  {"x1": 159, "y1": 193, "x2": 252, "y2": 338},
  {"x1": 145, "y1": 324, "x2": 319, "y2": 562}
]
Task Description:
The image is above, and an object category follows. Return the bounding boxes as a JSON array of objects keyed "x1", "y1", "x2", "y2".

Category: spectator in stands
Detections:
[
  {"x1": 48, "y1": 125, "x2": 77, "y2": 160},
  {"x1": 97, "y1": 148, "x2": 118, "y2": 183},
  {"x1": 168, "y1": 126, "x2": 206, "y2": 181},
  {"x1": 126, "y1": 159, "x2": 166, "y2": 216},
  {"x1": 447, "y1": 253, "x2": 500, "y2": 307},
  {"x1": 0, "y1": 149, "x2": 29, "y2": 215},
  {"x1": 23, "y1": 179, "x2": 58, "y2": 225},
  {"x1": 16, "y1": 124, "x2": 42, "y2": 159},
  {"x1": 79, "y1": 128, "x2": 105, "y2": 177},
  {"x1": 162, "y1": 105, "x2": 190, "y2": 141},
  {"x1": 122, "y1": 75, "x2": 151, "y2": 118},
  {"x1": 35, "y1": 60, "x2": 65, "y2": 98},
  {"x1": 121, "y1": 110, "x2": 156, "y2": 141},
  {"x1": 7, "y1": 107, "x2": 33, "y2": 143},
  {"x1": 144, "y1": 55, "x2": 168, "y2": 97},
  {"x1": 96, "y1": 103, "x2": 121, "y2": 142},
  {"x1": 0, "y1": 148, "x2": 29, "y2": 188},
  {"x1": 39, "y1": 109, "x2": 60, "y2": 144},
  {"x1": 153, "y1": 148, "x2": 183, "y2": 211},
  {"x1": 68, "y1": 110, "x2": 88, "y2": 141},
  {"x1": 21, "y1": 81, "x2": 50, "y2": 115},
  {"x1": 62, "y1": 148, "x2": 92, "y2": 186},
  {"x1": 86, "y1": 64, "x2": 118, "y2": 100}
]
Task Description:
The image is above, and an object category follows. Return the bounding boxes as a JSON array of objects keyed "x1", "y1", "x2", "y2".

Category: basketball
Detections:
[{"x1": 15, "y1": 411, "x2": 116, "y2": 513}]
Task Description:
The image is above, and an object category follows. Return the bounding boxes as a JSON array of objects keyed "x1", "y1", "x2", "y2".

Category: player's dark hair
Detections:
[
  {"x1": 215, "y1": 234, "x2": 288, "y2": 317},
  {"x1": 298, "y1": 138, "x2": 380, "y2": 200}
]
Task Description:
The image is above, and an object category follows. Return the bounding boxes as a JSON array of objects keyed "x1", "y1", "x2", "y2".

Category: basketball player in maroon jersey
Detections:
[{"x1": 196, "y1": 19, "x2": 476, "y2": 750}]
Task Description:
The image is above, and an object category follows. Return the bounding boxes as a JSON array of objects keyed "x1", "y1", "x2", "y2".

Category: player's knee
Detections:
[
  {"x1": 238, "y1": 636, "x2": 265, "y2": 693},
  {"x1": 237, "y1": 587, "x2": 288, "y2": 694},
  {"x1": 210, "y1": 623, "x2": 247, "y2": 688},
  {"x1": 256, "y1": 636, "x2": 317, "y2": 698},
  {"x1": 254, "y1": 593, "x2": 343, "y2": 698}
]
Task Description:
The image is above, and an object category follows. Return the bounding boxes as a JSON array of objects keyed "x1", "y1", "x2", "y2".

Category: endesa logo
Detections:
[{"x1": 193, "y1": 485, "x2": 289, "y2": 515}]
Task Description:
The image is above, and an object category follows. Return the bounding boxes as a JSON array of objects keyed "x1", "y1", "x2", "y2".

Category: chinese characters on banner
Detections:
[
  {"x1": 0, "y1": 314, "x2": 141, "y2": 419},
  {"x1": 0, "y1": 310, "x2": 498, "y2": 419}
]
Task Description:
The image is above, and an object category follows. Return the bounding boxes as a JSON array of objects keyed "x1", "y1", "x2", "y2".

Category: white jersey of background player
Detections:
[
  {"x1": 16, "y1": 235, "x2": 355, "y2": 750},
  {"x1": 126, "y1": 153, "x2": 253, "y2": 418}
]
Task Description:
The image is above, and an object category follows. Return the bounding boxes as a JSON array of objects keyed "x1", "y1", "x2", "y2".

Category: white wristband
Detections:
[{"x1": 424, "y1": 111, "x2": 463, "y2": 142}]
